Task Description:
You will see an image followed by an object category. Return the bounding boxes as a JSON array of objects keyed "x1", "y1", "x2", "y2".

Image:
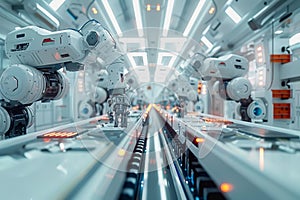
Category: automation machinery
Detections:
[
  {"x1": 199, "y1": 54, "x2": 267, "y2": 122},
  {"x1": 0, "y1": 19, "x2": 129, "y2": 138},
  {"x1": 1, "y1": 0, "x2": 300, "y2": 200}
]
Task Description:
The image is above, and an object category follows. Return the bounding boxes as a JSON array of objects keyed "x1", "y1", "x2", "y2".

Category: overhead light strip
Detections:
[
  {"x1": 162, "y1": 0, "x2": 174, "y2": 37},
  {"x1": 133, "y1": 0, "x2": 144, "y2": 37},
  {"x1": 157, "y1": 52, "x2": 167, "y2": 66},
  {"x1": 157, "y1": 52, "x2": 177, "y2": 67},
  {"x1": 36, "y1": 3, "x2": 60, "y2": 28},
  {"x1": 128, "y1": 55, "x2": 137, "y2": 68},
  {"x1": 49, "y1": 0, "x2": 65, "y2": 11},
  {"x1": 183, "y1": 0, "x2": 206, "y2": 37},
  {"x1": 201, "y1": 36, "x2": 213, "y2": 49},
  {"x1": 202, "y1": 26, "x2": 210, "y2": 35},
  {"x1": 127, "y1": 52, "x2": 148, "y2": 67},
  {"x1": 168, "y1": 55, "x2": 177, "y2": 68},
  {"x1": 102, "y1": 0, "x2": 123, "y2": 36},
  {"x1": 225, "y1": 6, "x2": 241, "y2": 24}
]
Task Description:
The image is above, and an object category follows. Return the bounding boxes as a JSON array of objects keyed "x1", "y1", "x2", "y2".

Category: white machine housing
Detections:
[
  {"x1": 5, "y1": 26, "x2": 85, "y2": 67},
  {"x1": 0, "y1": 64, "x2": 69, "y2": 105},
  {"x1": 226, "y1": 77, "x2": 252, "y2": 101},
  {"x1": 201, "y1": 54, "x2": 249, "y2": 79},
  {"x1": 5, "y1": 20, "x2": 120, "y2": 68}
]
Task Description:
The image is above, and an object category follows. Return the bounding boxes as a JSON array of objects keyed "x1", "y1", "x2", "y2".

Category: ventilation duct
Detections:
[{"x1": 248, "y1": 0, "x2": 291, "y2": 31}]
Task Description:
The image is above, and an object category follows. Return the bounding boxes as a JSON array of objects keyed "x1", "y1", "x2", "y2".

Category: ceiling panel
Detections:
[
  {"x1": 133, "y1": 66, "x2": 150, "y2": 83},
  {"x1": 154, "y1": 65, "x2": 172, "y2": 83}
]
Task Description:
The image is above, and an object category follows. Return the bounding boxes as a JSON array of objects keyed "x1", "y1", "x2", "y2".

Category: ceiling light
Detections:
[
  {"x1": 127, "y1": 52, "x2": 148, "y2": 67},
  {"x1": 157, "y1": 52, "x2": 177, "y2": 67},
  {"x1": 225, "y1": 6, "x2": 241, "y2": 24},
  {"x1": 36, "y1": 3, "x2": 60, "y2": 29},
  {"x1": 146, "y1": 4, "x2": 151, "y2": 11},
  {"x1": 275, "y1": 29, "x2": 283, "y2": 35},
  {"x1": 133, "y1": 0, "x2": 144, "y2": 37},
  {"x1": 183, "y1": 0, "x2": 206, "y2": 37},
  {"x1": 49, "y1": 0, "x2": 65, "y2": 11},
  {"x1": 156, "y1": 4, "x2": 161, "y2": 12},
  {"x1": 162, "y1": 0, "x2": 174, "y2": 37},
  {"x1": 102, "y1": 0, "x2": 123, "y2": 36},
  {"x1": 201, "y1": 36, "x2": 213, "y2": 49}
]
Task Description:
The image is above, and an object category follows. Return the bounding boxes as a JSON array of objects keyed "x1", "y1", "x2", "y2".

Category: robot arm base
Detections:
[
  {"x1": 112, "y1": 95, "x2": 130, "y2": 128},
  {"x1": 0, "y1": 104, "x2": 33, "y2": 138}
]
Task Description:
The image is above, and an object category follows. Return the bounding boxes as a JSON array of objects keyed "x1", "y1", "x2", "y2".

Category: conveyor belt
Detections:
[
  {"x1": 140, "y1": 109, "x2": 177, "y2": 199},
  {"x1": 160, "y1": 110, "x2": 300, "y2": 200},
  {"x1": 119, "y1": 109, "x2": 186, "y2": 199},
  {"x1": 4, "y1": 106, "x2": 300, "y2": 199},
  {"x1": 118, "y1": 108, "x2": 224, "y2": 200},
  {"x1": 0, "y1": 116, "x2": 145, "y2": 200}
]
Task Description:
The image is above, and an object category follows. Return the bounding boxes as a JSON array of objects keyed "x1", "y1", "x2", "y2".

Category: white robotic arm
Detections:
[
  {"x1": 202, "y1": 54, "x2": 252, "y2": 101},
  {"x1": 0, "y1": 20, "x2": 127, "y2": 138},
  {"x1": 201, "y1": 54, "x2": 255, "y2": 121},
  {"x1": 5, "y1": 19, "x2": 118, "y2": 69},
  {"x1": 1, "y1": 19, "x2": 117, "y2": 105},
  {"x1": 200, "y1": 54, "x2": 249, "y2": 79}
]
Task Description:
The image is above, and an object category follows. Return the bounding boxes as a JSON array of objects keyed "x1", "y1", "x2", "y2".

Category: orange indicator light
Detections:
[
  {"x1": 43, "y1": 138, "x2": 51, "y2": 143},
  {"x1": 38, "y1": 131, "x2": 78, "y2": 139},
  {"x1": 195, "y1": 137, "x2": 205, "y2": 143},
  {"x1": 220, "y1": 183, "x2": 234, "y2": 193}
]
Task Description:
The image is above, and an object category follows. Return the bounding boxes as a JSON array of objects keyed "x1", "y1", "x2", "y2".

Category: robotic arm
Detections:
[
  {"x1": 0, "y1": 20, "x2": 128, "y2": 138},
  {"x1": 200, "y1": 54, "x2": 254, "y2": 121},
  {"x1": 97, "y1": 60, "x2": 130, "y2": 127},
  {"x1": 200, "y1": 54, "x2": 252, "y2": 101},
  {"x1": 167, "y1": 75, "x2": 198, "y2": 118}
]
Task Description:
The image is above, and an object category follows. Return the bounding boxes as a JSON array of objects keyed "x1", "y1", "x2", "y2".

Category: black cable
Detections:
[
  {"x1": 69, "y1": 3, "x2": 90, "y2": 21},
  {"x1": 86, "y1": 0, "x2": 96, "y2": 20}
]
